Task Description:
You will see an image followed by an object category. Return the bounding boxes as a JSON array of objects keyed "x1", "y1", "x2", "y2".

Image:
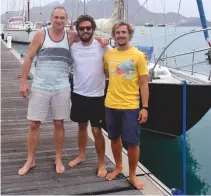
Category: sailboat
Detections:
[
  {"x1": 96, "y1": 0, "x2": 211, "y2": 136},
  {"x1": 3, "y1": 0, "x2": 38, "y2": 43},
  {"x1": 144, "y1": 0, "x2": 211, "y2": 136},
  {"x1": 144, "y1": 22, "x2": 154, "y2": 27}
]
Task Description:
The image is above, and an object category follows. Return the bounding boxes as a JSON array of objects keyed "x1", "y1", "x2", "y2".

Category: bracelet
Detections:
[{"x1": 142, "y1": 106, "x2": 148, "y2": 111}]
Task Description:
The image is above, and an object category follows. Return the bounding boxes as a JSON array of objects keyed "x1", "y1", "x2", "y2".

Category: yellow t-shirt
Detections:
[{"x1": 104, "y1": 46, "x2": 148, "y2": 109}]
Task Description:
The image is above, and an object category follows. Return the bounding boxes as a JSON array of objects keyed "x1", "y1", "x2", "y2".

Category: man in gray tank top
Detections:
[{"x1": 18, "y1": 6, "x2": 88, "y2": 176}]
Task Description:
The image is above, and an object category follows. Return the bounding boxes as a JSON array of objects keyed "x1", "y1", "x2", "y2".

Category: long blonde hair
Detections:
[{"x1": 112, "y1": 21, "x2": 135, "y2": 40}]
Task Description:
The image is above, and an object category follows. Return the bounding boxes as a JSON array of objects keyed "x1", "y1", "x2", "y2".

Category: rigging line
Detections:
[
  {"x1": 145, "y1": 1, "x2": 154, "y2": 48},
  {"x1": 18, "y1": 0, "x2": 21, "y2": 16},
  {"x1": 12, "y1": 0, "x2": 16, "y2": 17},
  {"x1": 39, "y1": 0, "x2": 42, "y2": 15},
  {"x1": 173, "y1": 0, "x2": 182, "y2": 40},
  {"x1": 145, "y1": 31, "x2": 191, "y2": 40},
  {"x1": 83, "y1": 0, "x2": 86, "y2": 14},
  {"x1": 86, "y1": 0, "x2": 89, "y2": 14},
  {"x1": 7, "y1": 0, "x2": 8, "y2": 13},
  {"x1": 160, "y1": 0, "x2": 168, "y2": 34},
  {"x1": 76, "y1": 0, "x2": 80, "y2": 18},
  {"x1": 171, "y1": 0, "x2": 182, "y2": 67},
  {"x1": 71, "y1": 0, "x2": 75, "y2": 23},
  {"x1": 125, "y1": 0, "x2": 128, "y2": 22},
  {"x1": 119, "y1": 0, "x2": 124, "y2": 21},
  {"x1": 172, "y1": 74, "x2": 184, "y2": 82},
  {"x1": 130, "y1": 0, "x2": 150, "y2": 20},
  {"x1": 161, "y1": 0, "x2": 168, "y2": 66},
  {"x1": 158, "y1": 30, "x2": 195, "y2": 39},
  {"x1": 99, "y1": 0, "x2": 103, "y2": 36}
]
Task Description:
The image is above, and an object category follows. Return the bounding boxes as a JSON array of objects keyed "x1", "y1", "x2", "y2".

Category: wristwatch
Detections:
[{"x1": 142, "y1": 106, "x2": 148, "y2": 111}]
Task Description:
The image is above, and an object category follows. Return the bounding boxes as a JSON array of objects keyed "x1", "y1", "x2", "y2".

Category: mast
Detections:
[
  {"x1": 84, "y1": 0, "x2": 85, "y2": 14},
  {"x1": 118, "y1": 0, "x2": 125, "y2": 21},
  {"x1": 71, "y1": 0, "x2": 74, "y2": 25},
  {"x1": 22, "y1": 0, "x2": 26, "y2": 22},
  {"x1": 124, "y1": 0, "x2": 128, "y2": 22},
  {"x1": 94, "y1": 0, "x2": 127, "y2": 34},
  {"x1": 27, "y1": 0, "x2": 30, "y2": 21},
  {"x1": 196, "y1": 0, "x2": 211, "y2": 47}
]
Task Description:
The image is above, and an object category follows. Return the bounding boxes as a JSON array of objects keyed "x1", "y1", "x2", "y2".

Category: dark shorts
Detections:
[
  {"x1": 105, "y1": 107, "x2": 141, "y2": 146},
  {"x1": 70, "y1": 92, "x2": 105, "y2": 128}
]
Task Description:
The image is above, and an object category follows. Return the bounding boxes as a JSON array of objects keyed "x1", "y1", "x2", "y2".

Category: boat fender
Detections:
[
  {"x1": 205, "y1": 50, "x2": 211, "y2": 64},
  {"x1": 171, "y1": 188, "x2": 184, "y2": 195}
]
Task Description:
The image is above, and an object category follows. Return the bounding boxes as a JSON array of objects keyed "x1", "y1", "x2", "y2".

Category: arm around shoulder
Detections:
[
  {"x1": 103, "y1": 51, "x2": 110, "y2": 78},
  {"x1": 68, "y1": 31, "x2": 80, "y2": 44}
]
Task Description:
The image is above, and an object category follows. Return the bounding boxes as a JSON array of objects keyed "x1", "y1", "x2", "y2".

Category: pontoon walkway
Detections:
[{"x1": 1, "y1": 41, "x2": 172, "y2": 195}]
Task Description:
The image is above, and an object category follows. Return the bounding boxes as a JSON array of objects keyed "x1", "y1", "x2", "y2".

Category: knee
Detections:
[
  {"x1": 123, "y1": 137, "x2": 139, "y2": 147},
  {"x1": 29, "y1": 121, "x2": 40, "y2": 131},
  {"x1": 54, "y1": 120, "x2": 64, "y2": 129},
  {"x1": 92, "y1": 128, "x2": 102, "y2": 138},
  {"x1": 79, "y1": 122, "x2": 88, "y2": 131},
  {"x1": 111, "y1": 136, "x2": 122, "y2": 144}
]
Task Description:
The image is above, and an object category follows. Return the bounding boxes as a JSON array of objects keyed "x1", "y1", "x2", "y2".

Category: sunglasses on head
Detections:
[{"x1": 78, "y1": 26, "x2": 92, "y2": 31}]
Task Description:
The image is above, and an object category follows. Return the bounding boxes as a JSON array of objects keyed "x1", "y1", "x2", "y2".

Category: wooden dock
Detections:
[{"x1": 1, "y1": 41, "x2": 172, "y2": 195}]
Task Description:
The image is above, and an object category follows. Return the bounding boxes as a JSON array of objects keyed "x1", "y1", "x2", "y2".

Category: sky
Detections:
[
  {"x1": 138, "y1": 0, "x2": 211, "y2": 21},
  {"x1": 1, "y1": 0, "x2": 211, "y2": 21}
]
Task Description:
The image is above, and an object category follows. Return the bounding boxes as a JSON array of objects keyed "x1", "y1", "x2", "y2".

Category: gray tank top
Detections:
[{"x1": 32, "y1": 28, "x2": 73, "y2": 91}]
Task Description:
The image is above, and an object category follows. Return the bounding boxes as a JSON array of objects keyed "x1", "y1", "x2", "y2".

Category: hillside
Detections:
[{"x1": 1, "y1": 0, "x2": 210, "y2": 26}]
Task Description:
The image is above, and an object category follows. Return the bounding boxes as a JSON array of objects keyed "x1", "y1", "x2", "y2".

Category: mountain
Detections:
[
  {"x1": 179, "y1": 17, "x2": 211, "y2": 26},
  {"x1": 1, "y1": 0, "x2": 211, "y2": 27}
]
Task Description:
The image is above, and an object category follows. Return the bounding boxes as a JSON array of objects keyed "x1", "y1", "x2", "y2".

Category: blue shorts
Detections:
[{"x1": 105, "y1": 107, "x2": 141, "y2": 146}]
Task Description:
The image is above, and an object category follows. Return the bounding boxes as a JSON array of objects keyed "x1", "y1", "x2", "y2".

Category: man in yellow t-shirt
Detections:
[{"x1": 104, "y1": 21, "x2": 149, "y2": 190}]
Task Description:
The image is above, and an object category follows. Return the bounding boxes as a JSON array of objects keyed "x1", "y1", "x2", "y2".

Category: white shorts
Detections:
[{"x1": 27, "y1": 87, "x2": 71, "y2": 121}]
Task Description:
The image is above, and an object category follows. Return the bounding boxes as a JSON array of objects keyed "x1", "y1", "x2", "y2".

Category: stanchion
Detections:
[
  {"x1": 172, "y1": 81, "x2": 187, "y2": 195},
  {"x1": 7, "y1": 34, "x2": 12, "y2": 50}
]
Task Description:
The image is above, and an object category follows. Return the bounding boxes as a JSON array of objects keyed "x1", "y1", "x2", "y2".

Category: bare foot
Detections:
[
  {"x1": 97, "y1": 165, "x2": 107, "y2": 177},
  {"x1": 18, "y1": 161, "x2": 35, "y2": 176},
  {"x1": 106, "y1": 168, "x2": 122, "y2": 181},
  {"x1": 68, "y1": 156, "x2": 85, "y2": 168},
  {"x1": 55, "y1": 160, "x2": 65, "y2": 174},
  {"x1": 129, "y1": 175, "x2": 144, "y2": 190}
]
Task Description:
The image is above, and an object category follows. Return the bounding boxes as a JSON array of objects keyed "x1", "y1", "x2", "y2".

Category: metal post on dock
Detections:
[
  {"x1": 182, "y1": 80, "x2": 187, "y2": 195},
  {"x1": 191, "y1": 48, "x2": 195, "y2": 75},
  {"x1": 172, "y1": 81, "x2": 187, "y2": 195},
  {"x1": 208, "y1": 67, "x2": 211, "y2": 81},
  {"x1": 7, "y1": 34, "x2": 12, "y2": 50}
]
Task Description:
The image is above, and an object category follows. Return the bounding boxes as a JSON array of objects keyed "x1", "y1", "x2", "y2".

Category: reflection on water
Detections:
[
  {"x1": 12, "y1": 43, "x2": 29, "y2": 55},
  {"x1": 139, "y1": 130, "x2": 210, "y2": 195}
]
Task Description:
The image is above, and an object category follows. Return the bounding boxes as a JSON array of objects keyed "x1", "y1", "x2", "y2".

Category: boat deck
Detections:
[{"x1": 1, "y1": 41, "x2": 172, "y2": 195}]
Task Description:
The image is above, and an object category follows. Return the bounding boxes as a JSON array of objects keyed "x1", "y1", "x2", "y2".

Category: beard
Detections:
[
  {"x1": 115, "y1": 38, "x2": 127, "y2": 46},
  {"x1": 79, "y1": 32, "x2": 94, "y2": 42},
  {"x1": 117, "y1": 42, "x2": 127, "y2": 46}
]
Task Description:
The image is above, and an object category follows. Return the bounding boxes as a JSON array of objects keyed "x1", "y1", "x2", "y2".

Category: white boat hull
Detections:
[{"x1": 3, "y1": 29, "x2": 37, "y2": 43}]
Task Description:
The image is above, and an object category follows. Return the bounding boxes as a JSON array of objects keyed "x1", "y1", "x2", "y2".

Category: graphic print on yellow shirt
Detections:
[
  {"x1": 104, "y1": 47, "x2": 148, "y2": 109},
  {"x1": 113, "y1": 59, "x2": 136, "y2": 80}
]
